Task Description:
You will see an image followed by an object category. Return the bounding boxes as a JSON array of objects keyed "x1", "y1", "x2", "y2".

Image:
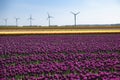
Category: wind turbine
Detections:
[
  {"x1": 47, "y1": 13, "x2": 53, "y2": 27},
  {"x1": 28, "y1": 15, "x2": 33, "y2": 26},
  {"x1": 71, "y1": 11, "x2": 80, "y2": 26},
  {"x1": 4, "y1": 18, "x2": 8, "y2": 26},
  {"x1": 15, "y1": 17, "x2": 20, "y2": 26}
]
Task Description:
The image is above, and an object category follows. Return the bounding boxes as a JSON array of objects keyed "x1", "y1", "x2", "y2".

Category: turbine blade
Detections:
[
  {"x1": 76, "y1": 12, "x2": 80, "y2": 15},
  {"x1": 50, "y1": 16, "x2": 53, "y2": 18},
  {"x1": 71, "y1": 11, "x2": 75, "y2": 14}
]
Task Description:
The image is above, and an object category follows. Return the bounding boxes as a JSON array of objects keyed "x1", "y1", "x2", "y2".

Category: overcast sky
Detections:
[{"x1": 0, "y1": 0, "x2": 120, "y2": 26}]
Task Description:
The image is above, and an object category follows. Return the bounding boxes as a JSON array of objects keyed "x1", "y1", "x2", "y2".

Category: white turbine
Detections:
[
  {"x1": 71, "y1": 11, "x2": 80, "y2": 26},
  {"x1": 28, "y1": 15, "x2": 33, "y2": 26},
  {"x1": 47, "y1": 13, "x2": 53, "y2": 27},
  {"x1": 15, "y1": 17, "x2": 20, "y2": 26},
  {"x1": 4, "y1": 18, "x2": 8, "y2": 26}
]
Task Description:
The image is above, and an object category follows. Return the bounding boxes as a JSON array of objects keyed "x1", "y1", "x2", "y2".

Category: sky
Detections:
[{"x1": 0, "y1": 0, "x2": 120, "y2": 26}]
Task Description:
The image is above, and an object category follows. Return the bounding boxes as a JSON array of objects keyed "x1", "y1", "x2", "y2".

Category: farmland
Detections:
[
  {"x1": 0, "y1": 34, "x2": 120, "y2": 80},
  {"x1": 0, "y1": 26, "x2": 120, "y2": 35}
]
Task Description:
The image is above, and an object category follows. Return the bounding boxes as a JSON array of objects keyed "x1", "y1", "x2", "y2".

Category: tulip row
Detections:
[
  {"x1": 0, "y1": 34, "x2": 120, "y2": 79},
  {"x1": 0, "y1": 53, "x2": 120, "y2": 68},
  {"x1": 0, "y1": 35, "x2": 120, "y2": 57}
]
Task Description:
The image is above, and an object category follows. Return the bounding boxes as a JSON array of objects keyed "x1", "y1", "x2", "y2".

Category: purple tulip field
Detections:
[{"x1": 0, "y1": 34, "x2": 120, "y2": 80}]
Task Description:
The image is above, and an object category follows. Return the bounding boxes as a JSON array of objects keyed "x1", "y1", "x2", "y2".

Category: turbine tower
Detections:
[
  {"x1": 71, "y1": 11, "x2": 80, "y2": 26},
  {"x1": 28, "y1": 15, "x2": 33, "y2": 26},
  {"x1": 15, "y1": 17, "x2": 20, "y2": 26},
  {"x1": 4, "y1": 18, "x2": 8, "y2": 26},
  {"x1": 47, "y1": 13, "x2": 53, "y2": 27}
]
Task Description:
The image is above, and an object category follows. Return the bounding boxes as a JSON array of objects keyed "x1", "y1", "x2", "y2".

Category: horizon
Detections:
[{"x1": 0, "y1": 0, "x2": 120, "y2": 26}]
